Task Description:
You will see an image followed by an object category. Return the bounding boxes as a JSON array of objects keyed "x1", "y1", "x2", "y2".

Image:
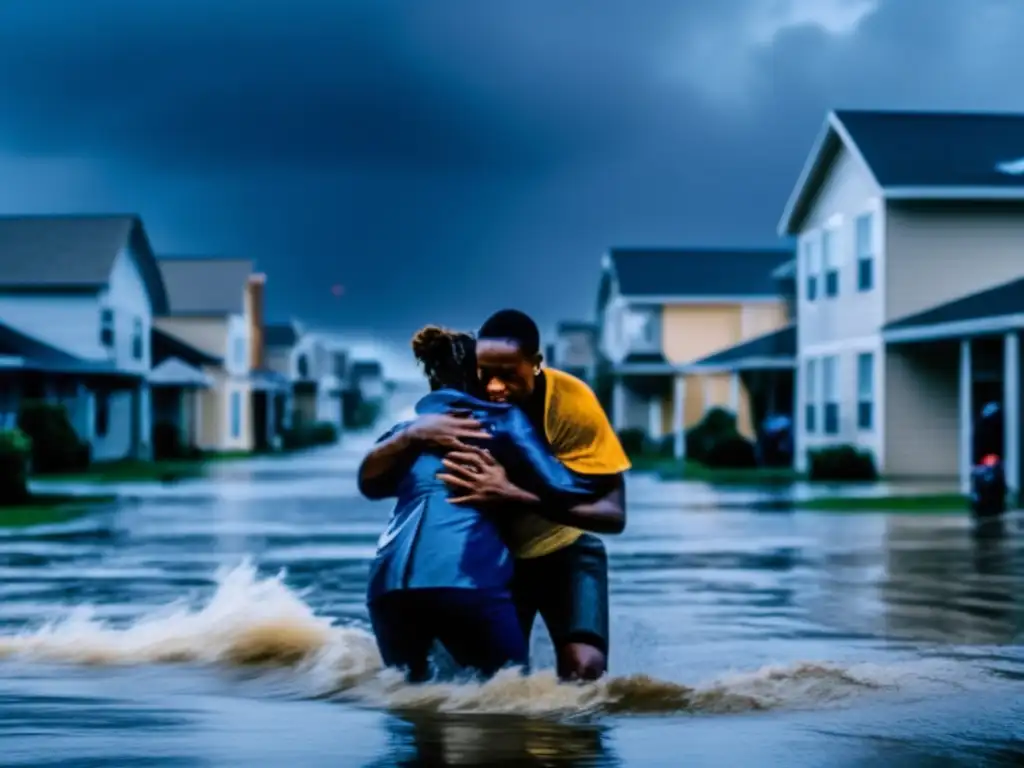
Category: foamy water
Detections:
[{"x1": 0, "y1": 560, "x2": 978, "y2": 718}]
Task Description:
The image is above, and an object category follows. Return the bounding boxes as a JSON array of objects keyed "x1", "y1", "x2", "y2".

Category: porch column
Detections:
[
  {"x1": 267, "y1": 390, "x2": 277, "y2": 446},
  {"x1": 647, "y1": 395, "x2": 663, "y2": 440},
  {"x1": 138, "y1": 383, "x2": 152, "y2": 460},
  {"x1": 178, "y1": 388, "x2": 188, "y2": 446},
  {"x1": 729, "y1": 372, "x2": 741, "y2": 414},
  {"x1": 1004, "y1": 331, "x2": 1020, "y2": 497},
  {"x1": 672, "y1": 374, "x2": 686, "y2": 459},
  {"x1": 959, "y1": 339, "x2": 972, "y2": 495},
  {"x1": 612, "y1": 376, "x2": 625, "y2": 431},
  {"x1": 194, "y1": 389, "x2": 205, "y2": 450}
]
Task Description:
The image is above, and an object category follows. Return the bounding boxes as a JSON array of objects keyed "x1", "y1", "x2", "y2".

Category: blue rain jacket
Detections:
[{"x1": 366, "y1": 389, "x2": 601, "y2": 601}]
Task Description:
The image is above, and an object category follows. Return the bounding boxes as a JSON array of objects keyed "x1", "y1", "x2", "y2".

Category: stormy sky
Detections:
[{"x1": 1, "y1": 0, "x2": 1021, "y2": 361}]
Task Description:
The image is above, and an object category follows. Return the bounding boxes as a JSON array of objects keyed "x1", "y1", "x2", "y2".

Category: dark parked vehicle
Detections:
[{"x1": 758, "y1": 414, "x2": 793, "y2": 468}]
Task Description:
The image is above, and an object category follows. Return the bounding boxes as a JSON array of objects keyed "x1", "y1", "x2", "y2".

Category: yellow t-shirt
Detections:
[{"x1": 508, "y1": 368, "x2": 631, "y2": 559}]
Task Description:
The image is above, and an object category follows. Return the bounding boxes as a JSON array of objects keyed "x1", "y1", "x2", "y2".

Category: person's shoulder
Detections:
[
  {"x1": 374, "y1": 420, "x2": 413, "y2": 444},
  {"x1": 545, "y1": 368, "x2": 600, "y2": 402}
]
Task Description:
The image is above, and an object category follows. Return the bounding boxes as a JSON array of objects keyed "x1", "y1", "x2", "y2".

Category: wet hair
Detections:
[
  {"x1": 411, "y1": 325, "x2": 478, "y2": 393},
  {"x1": 477, "y1": 309, "x2": 540, "y2": 357}
]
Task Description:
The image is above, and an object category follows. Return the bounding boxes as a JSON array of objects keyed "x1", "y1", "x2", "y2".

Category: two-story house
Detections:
[
  {"x1": 780, "y1": 109, "x2": 1024, "y2": 493},
  {"x1": 548, "y1": 321, "x2": 598, "y2": 384},
  {"x1": 0, "y1": 214, "x2": 169, "y2": 461},
  {"x1": 597, "y1": 247, "x2": 791, "y2": 457},
  {"x1": 290, "y1": 331, "x2": 345, "y2": 427},
  {"x1": 154, "y1": 256, "x2": 262, "y2": 452}
]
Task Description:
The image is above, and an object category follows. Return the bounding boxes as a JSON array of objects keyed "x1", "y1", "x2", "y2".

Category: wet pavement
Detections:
[{"x1": 1, "y1": 438, "x2": 1023, "y2": 767}]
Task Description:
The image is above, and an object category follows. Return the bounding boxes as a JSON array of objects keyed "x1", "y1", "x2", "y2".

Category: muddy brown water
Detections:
[{"x1": 1, "y1": 440, "x2": 1022, "y2": 766}]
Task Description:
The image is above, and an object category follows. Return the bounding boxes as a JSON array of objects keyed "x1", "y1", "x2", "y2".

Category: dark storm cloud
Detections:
[{"x1": 1, "y1": 0, "x2": 1023, "y2": 348}]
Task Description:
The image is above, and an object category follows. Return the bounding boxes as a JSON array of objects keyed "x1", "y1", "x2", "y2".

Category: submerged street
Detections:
[{"x1": 1, "y1": 438, "x2": 1023, "y2": 767}]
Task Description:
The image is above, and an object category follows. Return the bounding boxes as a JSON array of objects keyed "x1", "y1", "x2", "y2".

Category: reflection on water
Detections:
[{"x1": 2, "y1": 445, "x2": 1024, "y2": 765}]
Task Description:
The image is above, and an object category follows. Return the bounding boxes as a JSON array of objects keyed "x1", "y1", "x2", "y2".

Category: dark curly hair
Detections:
[{"x1": 411, "y1": 325, "x2": 479, "y2": 394}]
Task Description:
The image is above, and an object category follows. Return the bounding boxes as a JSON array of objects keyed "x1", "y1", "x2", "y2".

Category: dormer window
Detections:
[{"x1": 100, "y1": 308, "x2": 115, "y2": 348}]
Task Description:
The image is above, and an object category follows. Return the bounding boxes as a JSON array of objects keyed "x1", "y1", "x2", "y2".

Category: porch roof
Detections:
[
  {"x1": 613, "y1": 351, "x2": 677, "y2": 375},
  {"x1": 250, "y1": 368, "x2": 291, "y2": 392},
  {"x1": 883, "y1": 276, "x2": 1024, "y2": 343},
  {"x1": 149, "y1": 357, "x2": 213, "y2": 388},
  {"x1": 152, "y1": 327, "x2": 221, "y2": 367},
  {"x1": 689, "y1": 324, "x2": 796, "y2": 372},
  {"x1": 0, "y1": 321, "x2": 121, "y2": 376}
]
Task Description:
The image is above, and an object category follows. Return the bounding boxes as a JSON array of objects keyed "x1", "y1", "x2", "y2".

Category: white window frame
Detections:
[
  {"x1": 804, "y1": 357, "x2": 818, "y2": 434},
  {"x1": 822, "y1": 355, "x2": 839, "y2": 435},
  {"x1": 856, "y1": 351, "x2": 874, "y2": 431},
  {"x1": 855, "y1": 212, "x2": 874, "y2": 292},
  {"x1": 802, "y1": 235, "x2": 820, "y2": 303},
  {"x1": 822, "y1": 227, "x2": 840, "y2": 298},
  {"x1": 229, "y1": 390, "x2": 242, "y2": 439}
]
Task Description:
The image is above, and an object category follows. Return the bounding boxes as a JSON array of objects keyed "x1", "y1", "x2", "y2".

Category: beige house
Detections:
[
  {"x1": 154, "y1": 257, "x2": 284, "y2": 452},
  {"x1": 548, "y1": 321, "x2": 598, "y2": 384},
  {"x1": 597, "y1": 247, "x2": 792, "y2": 457},
  {"x1": 779, "y1": 108, "x2": 1024, "y2": 493}
]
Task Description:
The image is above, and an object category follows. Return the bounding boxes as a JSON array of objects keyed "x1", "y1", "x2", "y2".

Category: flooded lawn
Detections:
[{"x1": 1, "y1": 441, "x2": 1022, "y2": 766}]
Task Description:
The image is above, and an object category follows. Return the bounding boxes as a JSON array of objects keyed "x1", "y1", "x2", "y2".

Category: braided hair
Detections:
[{"x1": 411, "y1": 325, "x2": 479, "y2": 394}]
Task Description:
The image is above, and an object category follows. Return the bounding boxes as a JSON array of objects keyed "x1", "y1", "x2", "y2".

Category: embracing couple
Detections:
[{"x1": 358, "y1": 309, "x2": 630, "y2": 683}]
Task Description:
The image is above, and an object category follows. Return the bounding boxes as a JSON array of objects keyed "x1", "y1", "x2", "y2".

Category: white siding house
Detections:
[
  {"x1": 780, "y1": 109, "x2": 1024, "y2": 493},
  {"x1": 0, "y1": 215, "x2": 169, "y2": 462}
]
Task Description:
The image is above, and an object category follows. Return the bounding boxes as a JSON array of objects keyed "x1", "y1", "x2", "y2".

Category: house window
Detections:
[
  {"x1": 230, "y1": 391, "x2": 242, "y2": 439},
  {"x1": 822, "y1": 229, "x2": 839, "y2": 298},
  {"x1": 822, "y1": 355, "x2": 839, "y2": 435},
  {"x1": 803, "y1": 238, "x2": 819, "y2": 302},
  {"x1": 857, "y1": 352, "x2": 874, "y2": 430},
  {"x1": 233, "y1": 337, "x2": 247, "y2": 369},
  {"x1": 100, "y1": 308, "x2": 115, "y2": 348},
  {"x1": 95, "y1": 392, "x2": 110, "y2": 437},
  {"x1": 131, "y1": 317, "x2": 144, "y2": 360},
  {"x1": 856, "y1": 213, "x2": 874, "y2": 292},
  {"x1": 804, "y1": 358, "x2": 817, "y2": 433},
  {"x1": 297, "y1": 353, "x2": 309, "y2": 379}
]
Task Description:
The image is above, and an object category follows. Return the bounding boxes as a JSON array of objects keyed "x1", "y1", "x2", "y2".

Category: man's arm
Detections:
[
  {"x1": 357, "y1": 412, "x2": 492, "y2": 500},
  {"x1": 439, "y1": 450, "x2": 626, "y2": 534}
]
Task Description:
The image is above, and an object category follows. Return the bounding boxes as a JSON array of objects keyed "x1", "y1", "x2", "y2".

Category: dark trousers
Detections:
[{"x1": 368, "y1": 587, "x2": 528, "y2": 682}]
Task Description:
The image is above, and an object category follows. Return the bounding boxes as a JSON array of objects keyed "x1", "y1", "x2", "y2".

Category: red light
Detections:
[
  {"x1": 981, "y1": 454, "x2": 1000, "y2": 466},
  {"x1": 331, "y1": 284, "x2": 345, "y2": 298}
]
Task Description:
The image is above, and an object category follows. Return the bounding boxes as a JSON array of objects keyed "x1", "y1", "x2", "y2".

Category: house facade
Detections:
[
  {"x1": 597, "y1": 247, "x2": 792, "y2": 457},
  {"x1": 0, "y1": 215, "x2": 169, "y2": 461},
  {"x1": 289, "y1": 331, "x2": 345, "y2": 427},
  {"x1": 549, "y1": 321, "x2": 598, "y2": 384},
  {"x1": 780, "y1": 109, "x2": 1024, "y2": 493},
  {"x1": 154, "y1": 257, "x2": 266, "y2": 452}
]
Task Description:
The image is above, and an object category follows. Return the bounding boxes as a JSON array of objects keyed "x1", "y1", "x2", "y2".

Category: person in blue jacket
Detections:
[{"x1": 365, "y1": 325, "x2": 603, "y2": 683}]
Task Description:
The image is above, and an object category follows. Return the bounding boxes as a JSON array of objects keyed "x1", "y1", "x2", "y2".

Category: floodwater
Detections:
[{"x1": 1, "y1": 440, "x2": 1023, "y2": 767}]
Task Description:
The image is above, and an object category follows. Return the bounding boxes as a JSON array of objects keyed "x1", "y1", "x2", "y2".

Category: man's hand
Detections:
[
  {"x1": 408, "y1": 411, "x2": 491, "y2": 451},
  {"x1": 438, "y1": 446, "x2": 525, "y2": 505}
]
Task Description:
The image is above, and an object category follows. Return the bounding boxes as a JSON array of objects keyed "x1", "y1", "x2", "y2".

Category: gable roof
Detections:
[
  {"x1": 0, "y1": 320, "x2": 118, "y2": 374},
  {"x1": 0, "y1": 214, "x2": 169, "y2": 313},
  {"x1": 779, "y1": 109, "x2": 1024, "y2": 235},
  {"x1": 556, "y1": 320, "x2": 596, "y2": 335},
  {"x1": 152, "y1": 327, "x2": 221, "y2": 367},
  {"x1": 157, "y1": 256, "x2": 252, "y2": 316},
  {"x1": 264, "y1": 322, "x2": 299, "y2": 348},
  {"x1": 606, "y1": 247, "x2": 791, "y2": 299},
  {"x1": 884, "y1": 277, "x2": 1024, "y2": 339}
]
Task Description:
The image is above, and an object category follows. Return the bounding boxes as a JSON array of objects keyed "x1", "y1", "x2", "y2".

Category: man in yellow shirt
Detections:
[{"x1": 359, "y1": 309, "x2": 629, "y2": 681}]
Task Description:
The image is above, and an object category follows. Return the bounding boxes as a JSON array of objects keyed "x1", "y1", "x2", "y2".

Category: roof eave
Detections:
[{"x1": 777, "y1": 111, "x2": 882, "y2": 236}]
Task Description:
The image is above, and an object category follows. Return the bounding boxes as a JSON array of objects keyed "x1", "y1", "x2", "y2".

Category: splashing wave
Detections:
[{"x1": 0, "y1": 560, "x2": 938, "y2": 716}]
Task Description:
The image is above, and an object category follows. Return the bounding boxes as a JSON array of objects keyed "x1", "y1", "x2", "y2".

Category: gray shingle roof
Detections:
[
  {"x1": 0, "y1": 214, "x2": 169, "y2": 313},
  {"x1": 835, "y1": 109, "x2": 1024, "y2": 188},
  {"x1": 884, "y1": 277, "x2": 1024, "y2": 330},
  {"x1": 158, "y1": 257, "x2": 253, "y2": 316},
  {"x1": 152, "y1": 327, "x2": 221, "y2": 367},
  {"x1": 609, "y1": 248, "x2": 791, "y2": 297}
]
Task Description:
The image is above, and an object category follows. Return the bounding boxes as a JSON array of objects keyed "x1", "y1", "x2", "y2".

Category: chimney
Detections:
[{"x1": 247, "y1": 273, "x2": 266, "y2": 370}]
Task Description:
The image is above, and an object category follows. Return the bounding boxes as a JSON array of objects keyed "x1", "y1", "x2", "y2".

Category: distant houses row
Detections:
[
  {"x1": 0, "y1": 214, "x2": 387, "y2": 465},
  {"x1": 551, "y1": 108, "x2": 1024, "y2": 494}
]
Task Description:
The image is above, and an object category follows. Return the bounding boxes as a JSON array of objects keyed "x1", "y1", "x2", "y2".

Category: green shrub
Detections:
[
  {"x1": 0, "y1": 429, "x2": 31, "y2": 505},
  {"x1": 349, "y1": 399, "x2": 382, "y2": 430},
  {"x1": 17, "y1": 401, "x2": 90, "y2": 475},
  {"x1": 617, "y1": 428, "x2": 646, "y2": 457},
  {"x1": 808, "y1": 445, "x2": 878, "y2": 481},
  {"x1": 281, "y1": 421, "x2": 339, "y2": 451},
  {"x1": 685, "y1": 407, "x2": 738, "y2": 463},
  {"x1": 703, "y1": 434, "x2": 758, "y2": 469}
]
